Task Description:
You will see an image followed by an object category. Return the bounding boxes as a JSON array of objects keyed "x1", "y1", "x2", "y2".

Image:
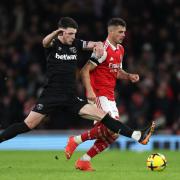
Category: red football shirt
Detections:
[{"x1": 90, "y1": 39, "x2": 124, "y2": 100}]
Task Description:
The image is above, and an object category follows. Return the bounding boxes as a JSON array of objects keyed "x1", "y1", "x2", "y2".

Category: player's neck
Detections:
[{"x1": 107, "y1": 37, "x2": 117, "y2": 49}]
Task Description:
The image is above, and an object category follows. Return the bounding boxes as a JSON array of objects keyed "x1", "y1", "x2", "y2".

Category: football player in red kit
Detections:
[{"x1": 65, "y1": 18, "x2": 155, "y2": 171}]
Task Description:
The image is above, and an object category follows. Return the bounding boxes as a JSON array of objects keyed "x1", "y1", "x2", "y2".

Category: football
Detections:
[{"x1": 146, "y1": 153, "x2": 167, "y2": 171}]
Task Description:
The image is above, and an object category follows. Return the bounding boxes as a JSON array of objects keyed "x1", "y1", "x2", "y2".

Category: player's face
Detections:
[
  {"x1": 112, "y1": 25, "x2": 126, "y2": 44},
  {"x1": 63, "y1": 28, "x2": 77, "y2": 45}
]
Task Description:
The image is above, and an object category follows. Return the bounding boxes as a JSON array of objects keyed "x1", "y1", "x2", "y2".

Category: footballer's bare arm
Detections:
[
  {"x1": 83, "y1": 41, "x2": 104, "y2": 58},
  {"x1": 117, "y1": 69, "x2": 140, "y2": 83},
  {"x1": 42, "y1": 28, "x2": 64, "y2": 48},
  {"x1": 80, "y1": 61, "x2": 97, "y2": 103}
]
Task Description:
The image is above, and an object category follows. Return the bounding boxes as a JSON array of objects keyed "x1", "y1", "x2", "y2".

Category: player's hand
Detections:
[
  {"x1": 93, "y1": 42, "x2": 104, "y2": 58},
  {"x1": 128, "y1": 74, "x2": 139, "y2": 83},
  {"x1": 54, "y1": 28, "x2": 65, "y2": 36},
  {"x1": 87, "y1": 90, "x2": 96, "y2": 104}
]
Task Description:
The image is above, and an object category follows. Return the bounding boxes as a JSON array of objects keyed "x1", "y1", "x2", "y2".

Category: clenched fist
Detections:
[{"x1": 128, "y1": 74, "x2": 139, "y2": 83}]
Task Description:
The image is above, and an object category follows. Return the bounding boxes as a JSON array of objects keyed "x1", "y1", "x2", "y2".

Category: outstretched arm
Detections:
[
  {"x1": 82, "y1": 41, "x2": 104, "y2": 58},
  {"x1": 117, "y1": 69, "x2": 139, "y2": 83},
  {"x1": 83, "y1": 41, "x2": 102, "y2": 50}
]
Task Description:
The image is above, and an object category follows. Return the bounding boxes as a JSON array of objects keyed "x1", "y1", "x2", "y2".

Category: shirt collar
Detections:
[{"x1": 106, "y1": 39, "x2": 118, "y2": 51}]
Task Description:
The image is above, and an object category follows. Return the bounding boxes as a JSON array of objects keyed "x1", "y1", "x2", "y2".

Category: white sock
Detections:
[
  {"x1": 131, "y1": 131, "x2": 141, "y2": 141},
  {"x1": 74, "y1": 135, "x2": 82, "y2": 144},
  {"x1": 81, "y1": 153, "x2": 91, "y2": 161}
]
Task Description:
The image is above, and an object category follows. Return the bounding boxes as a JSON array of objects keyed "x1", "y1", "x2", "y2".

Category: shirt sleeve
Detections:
[{"x1": 74, "y1": 39, "x2": 88, "y2": 51}]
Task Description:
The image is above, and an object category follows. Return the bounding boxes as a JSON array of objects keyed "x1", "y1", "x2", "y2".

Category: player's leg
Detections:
[
  {"x1": 65, "y1": 122, "x2": 103, "y2": 159},
  {"x1": 80, "y1": 98, "x2": 120, "y2": 160},
  {"x1": 65, "y1": 119, "x2": 118, "y2": 160},
  {"x1": 94, "y1": 97, "x2": 121, "y2": 141},
  {"x1": 65, "y1": 97, "x2": 120, "y2": 159},
  {"x1": 68, "y1": 97, "x2": 155, "y2": 146},
  {"x1": 79, "y1": 103, "x2": 155, "y2": 145},
  {"x1": 75, "y1": 126, "x2": 119, "y2": 171},
  {"x1": 79, "y1": 103, "x2": 135, "y2": 137},
  {"x1": 75, "y1": 125, "x2": 120, "y2": 171},
  {"x1": 75, "y1": 138, "x2": 109, "y2": 171},
  {"x1": 0, "y1": 111, "x2": 45, "y2": 143},
  {"x1": 73, "y1": 96, "x2": 112, "y2": 145},
  {"x1": 24, "y1": 111, "x2": 46, "y2": 129},
  {"x1": 65, "y1": 96, "x2": 111, "y2": 159},
  {"x1": 74, "y1": 98, "x2": 120, "y2": 170}
]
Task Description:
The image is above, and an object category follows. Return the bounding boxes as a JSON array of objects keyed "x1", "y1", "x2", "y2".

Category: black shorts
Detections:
[{"x1": 32, "y1": 92, "x2": 87, "y2": 116}]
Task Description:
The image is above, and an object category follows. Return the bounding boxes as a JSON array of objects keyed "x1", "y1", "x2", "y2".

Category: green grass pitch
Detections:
[{"x1": 0, "y1": 150, "x2": 179, "y2": 180}]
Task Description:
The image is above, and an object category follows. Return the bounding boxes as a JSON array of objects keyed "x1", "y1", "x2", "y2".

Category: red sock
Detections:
[
  {"x1": 81, "y1": 122, "x2": 103, "y2": 141},
  {"x1": 81, "y1": 122, "x2": 119, "y2": 142},
  {"x1": 86, "y1": 123, "x2": 120, "y2": 158},
  {"x1": 87, "y1": 139, "x2": 109, "y2": 158},
  {"x1": 87, "y1": 132, "x2": 119, "y2": 159}
]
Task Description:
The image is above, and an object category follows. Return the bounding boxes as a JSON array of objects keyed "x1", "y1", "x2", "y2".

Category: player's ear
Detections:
[
  {"x1": 108, "y1": 26, "x2": 112, "y2": 34},
  {"x1": 108, "y1": 26, "x2": 114, "y2": 34}
]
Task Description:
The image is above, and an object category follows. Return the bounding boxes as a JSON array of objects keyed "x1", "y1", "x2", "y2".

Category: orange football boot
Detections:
[
  {"x1": 75, "y1": 158, "x2": 95, "y2": 171},
  {"x1": 65, "y1": 136, "x2": 78, "y2": 159}
]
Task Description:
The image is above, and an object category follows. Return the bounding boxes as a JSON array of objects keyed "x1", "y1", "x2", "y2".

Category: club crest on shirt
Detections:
[
  {"x1": 69, "y1": 47, "x2": 77, "y2": 53},
  {"x1": 110, "y1": 57, "x2": 114, "y2": 61},
  {"x1": 36, "y1": 104, "x2": 44, "y2": 110}
]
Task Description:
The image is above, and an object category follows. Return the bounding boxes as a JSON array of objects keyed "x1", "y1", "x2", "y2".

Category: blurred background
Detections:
[{"x1": 0, "y1": 0, "x2": 179, "y2": 136}]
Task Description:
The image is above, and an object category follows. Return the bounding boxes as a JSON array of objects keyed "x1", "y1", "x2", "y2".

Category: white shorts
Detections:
[{"x1": 95, "y1": 96, "x2": 119, "y2": 120}]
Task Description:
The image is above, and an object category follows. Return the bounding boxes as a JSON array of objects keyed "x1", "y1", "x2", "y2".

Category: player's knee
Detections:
[
  {"x1": 24, "y1": 118, "x2": 40, "y2": 129},
  {"x1": 24, "y1": 111, "x2": 44, "y2": 129},
  {"x1": 24, "y1": 121, "x2": 34, "y2": 129}
]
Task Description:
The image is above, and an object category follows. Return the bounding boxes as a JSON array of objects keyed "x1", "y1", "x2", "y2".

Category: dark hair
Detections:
[
  {"x1": 58, "y1": 17, "x2": 78, "y2": 29},
  {"x1": 108, "y1": 18, "x2": 126, "y2": 27}
]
